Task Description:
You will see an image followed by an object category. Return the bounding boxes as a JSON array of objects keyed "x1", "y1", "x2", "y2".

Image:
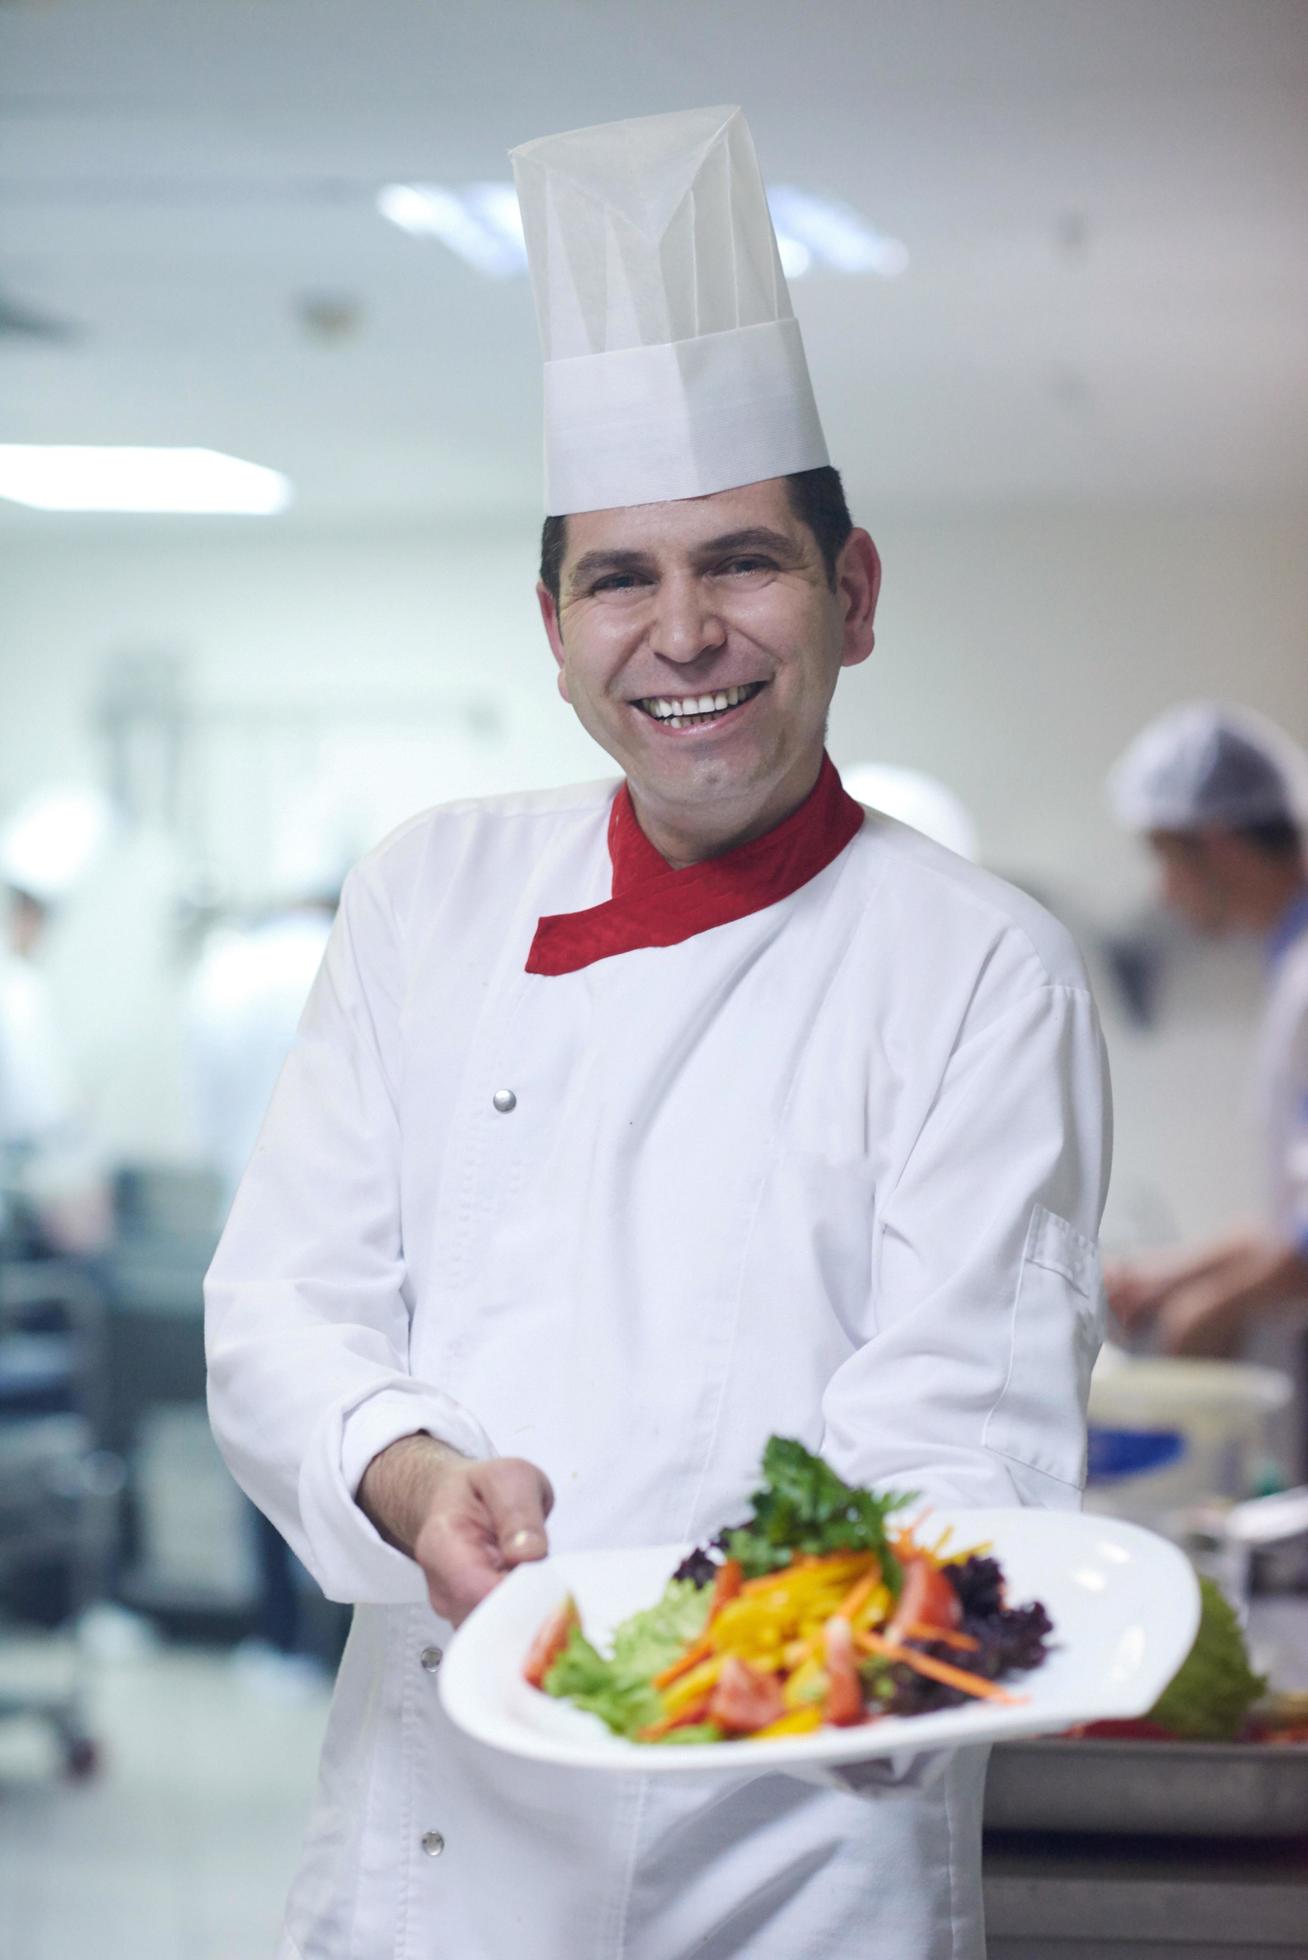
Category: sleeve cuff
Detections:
[
  {"x1": 338, "y1": 1384, "x2": 497, "y2": 1496},
  {"x1": 298, "y1": 1381, "x2": 499, "y2": 1606}
]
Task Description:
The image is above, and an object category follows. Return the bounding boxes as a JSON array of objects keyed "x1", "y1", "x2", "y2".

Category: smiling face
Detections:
[{"x1": 537, "y1": 478, "x2": 880, "y2": 865}]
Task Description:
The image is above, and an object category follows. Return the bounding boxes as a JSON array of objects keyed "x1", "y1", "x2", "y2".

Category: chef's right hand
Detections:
[{"x1": 358, "y1": 1434, "x2": 553, "y2": 1626}]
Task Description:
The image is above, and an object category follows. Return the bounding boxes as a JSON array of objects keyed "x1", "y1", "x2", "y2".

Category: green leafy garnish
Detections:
[
  {"x1": 722, "y1": 1436, "x2": 915, "y2": 1593},
  {"x1": 542, "y1": 1578, "x2": 712, "y2": 1739},
  {"x1": 1146, "y1": 1577, "x2": 1267, "y2": 1741}
]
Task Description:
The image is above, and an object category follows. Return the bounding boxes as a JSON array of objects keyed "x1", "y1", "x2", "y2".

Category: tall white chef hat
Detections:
[
  {"x1": 1108, "y1": 702, "x2": 1308, "y2": 833},
  {"x1": 510, "y1": 105, "x2": 829, "y2": 515}
]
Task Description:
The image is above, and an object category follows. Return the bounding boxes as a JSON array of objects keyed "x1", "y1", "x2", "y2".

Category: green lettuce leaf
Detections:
[
  {"x1": 543, "y1": 1577, "x2": 713, "y2": 1739},
  {"x1": 1146, "y1": 1577, "x2": 1268, "y2": 1741}
]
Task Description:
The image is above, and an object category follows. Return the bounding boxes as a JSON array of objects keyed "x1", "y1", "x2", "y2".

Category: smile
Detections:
[{"x1": 633, "y1": 681, "x2": 766, "y2": 729}]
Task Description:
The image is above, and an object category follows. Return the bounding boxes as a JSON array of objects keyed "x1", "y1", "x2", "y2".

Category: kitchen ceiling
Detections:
[{"x1": 1, "y1": 0, "x2": 1306, "y2": 529}]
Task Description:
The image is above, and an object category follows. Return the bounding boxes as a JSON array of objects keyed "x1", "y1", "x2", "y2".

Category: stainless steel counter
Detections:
[
  {"x1": 981, "y1": 1594, "x2": 1308, "y2": 1958},
  {"x1": 983, "y1": 1829, "x2": 1308, "y2": 1957}
]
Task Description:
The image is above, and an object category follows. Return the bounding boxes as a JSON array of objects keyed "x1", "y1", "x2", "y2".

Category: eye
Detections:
[
  {"x1": 590, "y1": 571, "x2": 649, "y2": 594},
  {"x1": 716, "y1": 555, "x2": 774, "y2": 577}
]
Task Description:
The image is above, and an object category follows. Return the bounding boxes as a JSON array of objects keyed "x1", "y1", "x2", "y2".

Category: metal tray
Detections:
[{"x1": 984, "y1": 1736, "x2": 1308, "y2": 1838}]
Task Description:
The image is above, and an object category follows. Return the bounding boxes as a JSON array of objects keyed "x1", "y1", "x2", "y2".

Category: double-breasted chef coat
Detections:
[{"x1": 205, "y1": 758, "x2": 1111, "y2": 1960}]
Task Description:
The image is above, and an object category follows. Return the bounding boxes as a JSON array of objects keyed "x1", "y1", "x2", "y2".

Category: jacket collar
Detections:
[{"x1": 526, "y1": 753, "x2": 865, "y2": 977}]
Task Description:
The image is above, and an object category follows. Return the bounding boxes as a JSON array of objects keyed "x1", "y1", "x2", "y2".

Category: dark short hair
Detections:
[
  {"x1": 1233, "y1": 818, "x2": 1304, "y2": 862},
  {"x1": 538, "y1": 464, "x2": 854, "y2": 604}
]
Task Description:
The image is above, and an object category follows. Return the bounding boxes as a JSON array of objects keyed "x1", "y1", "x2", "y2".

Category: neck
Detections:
[{"x1": 627, "y1": 752, "x2": 826, "y2": 870}]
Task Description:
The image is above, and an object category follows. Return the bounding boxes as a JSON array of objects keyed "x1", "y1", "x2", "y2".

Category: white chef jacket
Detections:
[
  {"x1": 205, "y1": 773, "x2": 1111, "y2": 1960},
  {"x1": 1261, "y1": 893, "x2": 1308, "y2": 1257}
]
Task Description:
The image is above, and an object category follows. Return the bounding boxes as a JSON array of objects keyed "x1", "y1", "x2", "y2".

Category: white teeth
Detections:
[{"x1": 640, "y1": 681, "x2": 760, "y2": 721}]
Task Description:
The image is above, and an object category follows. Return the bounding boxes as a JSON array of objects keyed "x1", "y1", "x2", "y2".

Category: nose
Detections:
[{"x1": 648, "y1": 572, "x2": 726, "y2": 665}]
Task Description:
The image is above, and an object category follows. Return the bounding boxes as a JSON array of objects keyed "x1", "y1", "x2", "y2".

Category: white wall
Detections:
[{"x1": 2, "y1": 505, "x2": 1304, "y2": 1239}]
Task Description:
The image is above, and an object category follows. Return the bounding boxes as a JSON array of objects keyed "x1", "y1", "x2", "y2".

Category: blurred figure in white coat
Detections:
[
  {"x1": 0, "y1": 789, "x2": 113, "y2": 1257},
  {"x1": 1106, "y1": 703, "x2": 1308, "y2": 1362},
  {"x1": 187, "y1": 830, "x2": 343, "y2": 1691}
]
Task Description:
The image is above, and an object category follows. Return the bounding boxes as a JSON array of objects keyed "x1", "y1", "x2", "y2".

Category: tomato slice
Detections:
[
  {"x1": 522, "y1": 1594, "x2": 580, "y2": 1689},
  {"x1": 823, "y1": 1615, "x2": 865, "y2": 1727},
  {"x1": 888, "y1": 1557, "x2": 962, "y2": 1641},
  {"x1": 708, "y1": 1656, "x2": 785, "y2": 1735}
]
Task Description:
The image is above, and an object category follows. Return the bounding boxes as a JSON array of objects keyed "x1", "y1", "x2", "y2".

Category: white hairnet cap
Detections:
[
  {"x1": 842, "y1": 763, "x2": 980, "y2": 861},
  {"x1": 511, "y1": 105, "x2": 828, "y2": 514},
  {"x1": 1108, "y1": 702, "x2": 1308, "y2": 833}
]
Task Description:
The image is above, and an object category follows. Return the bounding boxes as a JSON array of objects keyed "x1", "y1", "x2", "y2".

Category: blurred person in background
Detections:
[
  {"x1": 0, "y1": 790, "x2": 113, "y2": 1260},
  {"x1": 1106, "y1": 703, "x2": 1308, "y2": 1363},
  {"x1": 206, "y1": 108, "x2": 1109, "y2": 1960},
  {"x1": 187, "y1": 834, "x2": 342, "y2": 1693}
]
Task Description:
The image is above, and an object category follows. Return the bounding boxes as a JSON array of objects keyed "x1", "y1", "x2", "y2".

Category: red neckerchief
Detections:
[{"x1": 525, "y1": 753, "x2": 864, "y2": 977}]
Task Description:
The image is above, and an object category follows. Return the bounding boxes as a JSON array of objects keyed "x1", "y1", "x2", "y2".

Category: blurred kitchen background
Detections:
[{"x1": 0, "y1": 2, "x2": 1306, "y2": 1955}]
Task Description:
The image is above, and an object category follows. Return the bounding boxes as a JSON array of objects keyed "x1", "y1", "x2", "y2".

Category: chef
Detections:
[
  {"x1": 1106, "y1": 703, "x2": 1308, "y2": 1368},
  {"x1": 206, "y1": 106, "x2": 1110, "y2": 1960}
]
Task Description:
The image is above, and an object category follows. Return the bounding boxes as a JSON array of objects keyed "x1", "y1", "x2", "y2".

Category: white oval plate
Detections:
[{"x1": 439, "y1": 1509, "x2": 1200, "y2": 1775}]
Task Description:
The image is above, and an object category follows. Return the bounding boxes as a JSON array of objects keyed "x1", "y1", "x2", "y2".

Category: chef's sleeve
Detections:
[
  {"x1": 820, "y1": 978, "x2": 1111, "y2": 1511},
  {"x1": 204, "y1": 857, "x2": 497, "y2": 1606}
]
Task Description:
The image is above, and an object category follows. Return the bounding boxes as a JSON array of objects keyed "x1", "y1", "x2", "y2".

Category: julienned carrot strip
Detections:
[
  {"x1": 903, "y1": 1621, "x2": 979, "y2": 1653},
  {"x1": 653, "y1": 1560, "x2": 744, "y2": 1687},
  {"x1": 652, "y1": 1635, "x2": 714, "y2": 1690},
  {"x1": 636, "y1": 1694, "x2": 712, "y2": 1742},
  {"x1": 835, "y1": 1569, "x2": 881, "y2": 1622},
  {"x1": 855, "y1": 1628, "x2": 1024, "y2": 1704},
  {"x1": 708, "y1": 1558, "x2": 744, "y2": 1623}
]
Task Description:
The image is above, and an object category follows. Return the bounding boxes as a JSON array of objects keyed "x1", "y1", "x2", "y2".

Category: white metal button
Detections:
[
  {"x1": 492, "y1": 1088, "x2": 517, "y2": 1113},
  {"x1": 420, "y1": 1645, "x2": 443, "y2": 1673},
  {"x1": 421, "y1": 1829, "x2": 446, "y2": 1858}
]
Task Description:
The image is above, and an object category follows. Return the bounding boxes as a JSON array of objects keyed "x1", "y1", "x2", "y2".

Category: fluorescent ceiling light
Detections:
[
  {"x1": 769, "y1": 187, "x2": 908, "y2": 278},
  {"x1": 0, "y1": 446, "x2": 293, "y2": 514},
  {"x1": 377, "y1": 182, "x2": 525, "y2": 276},
  {"x1": 379, "y1": 183, "x2": 904, "y2": 281}
]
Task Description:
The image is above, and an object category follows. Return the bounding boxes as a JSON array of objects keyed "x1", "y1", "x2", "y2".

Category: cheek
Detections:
[{"x1": 727, "y1": 590, "x2": 832, "y2": 669}]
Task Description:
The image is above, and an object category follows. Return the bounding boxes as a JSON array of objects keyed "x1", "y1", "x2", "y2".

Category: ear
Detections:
[
  {"x1": 536, "y1": 580, "x2": 572, "y2": 702},
  {"x1": 835, "y1": 530, "x2": 880, "y2": 670}
]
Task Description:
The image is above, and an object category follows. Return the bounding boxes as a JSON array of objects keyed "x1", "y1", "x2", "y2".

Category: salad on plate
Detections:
[{"x1": 522, "y1": 1437, "x2": 1056, "y2": 1745}]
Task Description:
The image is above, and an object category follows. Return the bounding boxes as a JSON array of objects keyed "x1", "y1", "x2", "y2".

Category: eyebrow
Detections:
[{"x1": 566, "y1": 527, "x2": 803, "y2": 593}]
